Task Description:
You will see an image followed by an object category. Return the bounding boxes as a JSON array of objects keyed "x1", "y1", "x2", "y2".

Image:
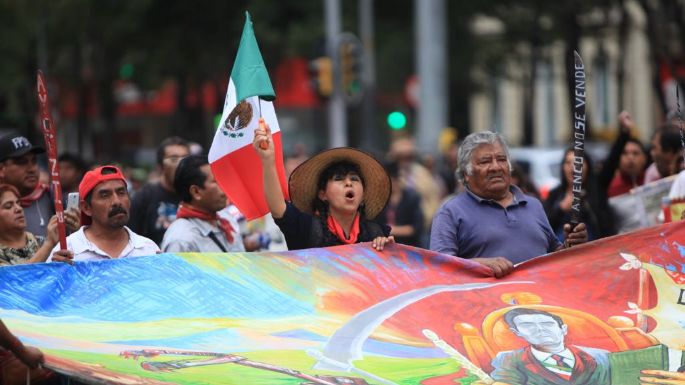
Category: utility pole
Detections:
[
  {"x1": 359, "y1": 0, "x2": 377, "y2": 151},
  {"x1": 325, "y1": 0, "x2": 347, "y2": 148},
  {"x1": 415, "y1": 0, "x2": 448, "y2": 155}
]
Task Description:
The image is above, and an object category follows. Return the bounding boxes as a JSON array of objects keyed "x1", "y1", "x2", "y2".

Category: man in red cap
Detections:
[{"x1": 48, "y1": 165, "x2": 159, "y2": 263}]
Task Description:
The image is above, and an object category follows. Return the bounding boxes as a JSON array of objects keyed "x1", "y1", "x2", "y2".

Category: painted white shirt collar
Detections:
[{"x1": 531, "y1": 346, "x2": 575, "y2": 368}]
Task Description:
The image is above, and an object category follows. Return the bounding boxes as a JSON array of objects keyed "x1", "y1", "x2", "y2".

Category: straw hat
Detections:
[{"x1": 288, "y1": 147, "x2": 390, "y2": 219}]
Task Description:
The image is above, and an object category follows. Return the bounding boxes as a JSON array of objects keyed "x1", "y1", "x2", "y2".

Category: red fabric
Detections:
[
  {"x1": 210, "y1": 131, "x2": 289, "y2": 221},
  {"x1": 177, "y1": 204, "x2": 234, "y2": 243},
  {"x1": 19, "y1": 184, "x2": 48, "y2": 208},
  {"x1": 274, "y1": 57, "x2": 320, "y2": 108},
  {"x1": 607, "y1": 171, "x2": 644, "y2": 198},
  {"x1": 78, "y1": 165, "x2": 127, "y2": 200},
  {"x1": 326, "y1": 214, "x2": 361, "y2": 244}
]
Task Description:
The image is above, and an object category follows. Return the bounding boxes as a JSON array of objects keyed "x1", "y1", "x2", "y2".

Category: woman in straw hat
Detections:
[{"x1": 253, "y1": 125, "x2": 394, "y2": 250}]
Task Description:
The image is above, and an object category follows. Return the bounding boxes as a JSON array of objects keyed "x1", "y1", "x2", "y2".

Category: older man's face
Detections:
[{"x1": 465, "y1": 143, "x2": 511, "y2": 199}]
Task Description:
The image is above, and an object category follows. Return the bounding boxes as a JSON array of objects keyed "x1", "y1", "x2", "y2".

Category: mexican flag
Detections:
[{"x1": 209, "y1": 12, "x2": 289, "y2": 220}]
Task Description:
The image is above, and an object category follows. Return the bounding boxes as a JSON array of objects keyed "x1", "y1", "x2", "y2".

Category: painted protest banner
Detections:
[{"x1": 0, "y1": 222, "x2": 684, "y2": 384}]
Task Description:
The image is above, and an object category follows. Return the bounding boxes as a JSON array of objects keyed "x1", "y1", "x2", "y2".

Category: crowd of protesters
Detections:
[
  {"x1": 0, "y1": 108, "x2": 684, "y2": 383},
  {"x1": 0, "y1": 108, "x2": 683, "y2": 263},
  {"x1": 0, "y1": 108, "x2": 682, "y2": 261}
]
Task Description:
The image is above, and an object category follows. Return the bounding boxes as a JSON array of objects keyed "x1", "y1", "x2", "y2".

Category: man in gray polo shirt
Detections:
[
  {"x1": 430, "y1": 132, "x2": 587, "y2": 277},
  {"x1": 161, "y1": 155, "x2": 244, "y2": 253}
]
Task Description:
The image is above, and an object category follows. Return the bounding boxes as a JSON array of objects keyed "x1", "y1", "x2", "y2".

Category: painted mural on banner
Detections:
[
  {"x1": 0, "y1": 222, "x2": 684, "y2": 385},
  {"x1": 609, "y1": 176, "x2": 675, "y2": 233}
]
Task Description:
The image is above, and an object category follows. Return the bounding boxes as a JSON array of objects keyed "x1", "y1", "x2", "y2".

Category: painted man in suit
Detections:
[{"x1": 489, "y1": 308, "x2": 610, "y2": 385}]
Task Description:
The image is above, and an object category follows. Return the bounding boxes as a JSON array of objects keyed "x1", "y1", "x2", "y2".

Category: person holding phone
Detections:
[
  {"x1": 66, "y1": 192, "x2": 80, "y2": 212},
  {"x1": 0, "y1": 184, "x2": 60, "y2": 265},
  {"x1": 48, "y1": 165, "x2": 159, "y2": 263}
]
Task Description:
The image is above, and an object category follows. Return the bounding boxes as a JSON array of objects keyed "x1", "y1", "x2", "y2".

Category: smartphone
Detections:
[{"x1": 66, "y1": 192, "x2": 80, "y2": 211}]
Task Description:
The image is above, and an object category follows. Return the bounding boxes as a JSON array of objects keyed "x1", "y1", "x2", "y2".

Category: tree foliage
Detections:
[{"x1": 1, "y1": 0, "x2": 683, "y2": 155}]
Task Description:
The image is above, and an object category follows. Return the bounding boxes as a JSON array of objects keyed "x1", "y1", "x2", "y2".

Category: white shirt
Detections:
[{"x1": 47, "y1": 226, "x2": 160, "y2": 262}]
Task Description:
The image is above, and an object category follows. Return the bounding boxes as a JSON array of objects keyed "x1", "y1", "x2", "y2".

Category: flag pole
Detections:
[
  {"x1": 676, "y1": 85, "x2": 685, "y2": 166},
  {"x1": 36, "y1": 71, "x2": 67, "y2": 250},
  {"x1": 570, "y1": 51, "x2": 587, "y2": 228},
  {"x1": 209, "y1": 11, "x2": 286, "y2": 218},
  {"x1": 258, "y1": 99, "x2": 268, "y2": 149}
]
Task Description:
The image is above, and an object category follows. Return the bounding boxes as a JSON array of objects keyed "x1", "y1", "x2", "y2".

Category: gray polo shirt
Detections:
[
  {"x1": 161, "y1": 214, "x2": 245, "y2": 253},
  {"x1": 429, "y1": 186, "x2": 560, "y2": 264}
]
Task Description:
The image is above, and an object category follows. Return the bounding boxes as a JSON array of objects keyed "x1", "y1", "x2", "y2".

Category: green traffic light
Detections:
[
  {"x1": 387, "y1": 111, "x2": 407, "y2": 130},
  {"x1": 120, "y1": 63, "x2": 134, "y2": 79}
]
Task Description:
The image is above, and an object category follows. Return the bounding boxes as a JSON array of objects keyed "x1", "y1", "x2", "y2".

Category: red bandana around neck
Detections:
[
  {"x1": 327, "y1": 213, "x2": 361, "y2": 244},
  {"x1": 20, "y1": 183, "x2": 48, "y2": 208},
  {"x1": 176, "y1": 203, "x2": 234, "y2": 243}
]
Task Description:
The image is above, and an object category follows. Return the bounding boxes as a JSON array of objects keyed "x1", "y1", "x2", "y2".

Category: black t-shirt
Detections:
[
  {"x1": 274, "y1": 202, "x2": 390, "y2": 250},
  {"x1": 129, "y1": 183, "x2": 180, "y2": 245},
  {"x1": 377, "y1": 188, "x2": 424, "y2": 247}
]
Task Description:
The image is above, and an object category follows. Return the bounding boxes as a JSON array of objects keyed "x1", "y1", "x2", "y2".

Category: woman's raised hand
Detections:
[{"x1": 253, "y1": 120, "x2": 274, "y2": 160}]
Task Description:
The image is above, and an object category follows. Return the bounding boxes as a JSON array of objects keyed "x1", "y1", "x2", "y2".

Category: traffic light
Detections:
[
  {"x1": 387, "y1": 111, "x2": 407, "y2": 130},
  {"x1": 119, "y1": 63, "x2": 134, "y2": 79},
  {"x1": 310, "y1": 57, "x2": 333, "y2": 97},
  {"x1": 339, "y1": 40, "x2": 363, "y2": 102}
]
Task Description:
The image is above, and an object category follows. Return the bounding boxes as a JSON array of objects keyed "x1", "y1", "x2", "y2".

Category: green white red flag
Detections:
[{"x1": 209, "y1": 12, "x2": 289, "y2": 220}]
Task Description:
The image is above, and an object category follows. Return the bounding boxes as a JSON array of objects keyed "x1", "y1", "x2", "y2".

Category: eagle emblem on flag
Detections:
[{"x1": 222, "y1": 100, "x2": 253, "y2": 138}]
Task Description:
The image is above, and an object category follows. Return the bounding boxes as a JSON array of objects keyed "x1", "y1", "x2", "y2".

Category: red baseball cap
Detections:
[{"x1": 78, "y1": 165, "x2": 127, "y2": 224}]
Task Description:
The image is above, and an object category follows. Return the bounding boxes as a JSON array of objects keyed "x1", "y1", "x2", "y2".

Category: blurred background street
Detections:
[{"x1": 0, "y1": 0, "x2": 683, "y2": 189}]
